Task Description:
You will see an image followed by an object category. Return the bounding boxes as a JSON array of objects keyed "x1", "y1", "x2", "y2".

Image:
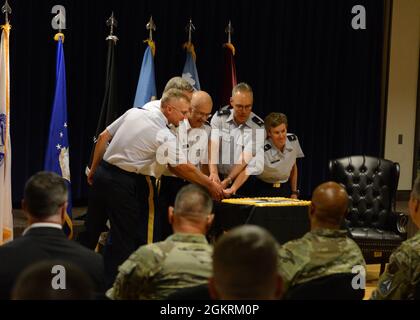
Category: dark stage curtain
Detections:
[{"x1": 9, "y1": 0, "x2": 384, "y2": 204}]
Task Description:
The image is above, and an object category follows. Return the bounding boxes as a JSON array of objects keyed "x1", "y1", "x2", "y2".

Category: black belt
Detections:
[
  {"x1": 100, "y1": 160, "x2": 140, "y2": 178},
  {"x1": 256, "y1": 179, "x2": 289, "y2": 189}
]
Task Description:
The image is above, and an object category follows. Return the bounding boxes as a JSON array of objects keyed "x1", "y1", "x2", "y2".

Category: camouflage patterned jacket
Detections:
[
  {"x1": 107, "y1": 233, "x2": 212, "y2": 300},
  {"x1": 371, "y1": 231, "x2": 420, "y2": 300},
  {"x1": 278, "y1": 228, "x2": 366, "y2": 292}
]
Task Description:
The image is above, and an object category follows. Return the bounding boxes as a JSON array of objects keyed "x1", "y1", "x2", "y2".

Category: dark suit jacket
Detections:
[{"x1": 0, "y1": 227, "x2": 105, "y2": 299}]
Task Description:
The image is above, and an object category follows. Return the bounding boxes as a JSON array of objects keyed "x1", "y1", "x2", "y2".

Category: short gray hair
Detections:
[
  {"x1": 164, "y1": 77, "x2": 194, "y2": 94},
  {"x1": 161, "y1": 88, "x2": 191, "y2": 107},
  {"x1": 213, "y1": 225, "x2": 279, "y2": 299},
  {"x1": 174, "y1": 184, "x2": 213, "y2": 217},
  {"x1": 24, "y1": 171, "x2": 68, "y2": 218},
  {"x1": 412, "y1": 176, "x2": 420, "y2": 200},
  {"x1": 232, "y1": 82, "x2": 253, "y2": 97}
]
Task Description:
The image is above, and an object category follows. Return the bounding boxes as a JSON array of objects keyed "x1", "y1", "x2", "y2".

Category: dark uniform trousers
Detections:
[
  {"x1": 234, "y1": 177, "x2": 258, "y2": 198},
  {"x1": 87, "y1": 161, "x2": 157, "y2": 287},
  {"x1": 79, "y1": 188, "x2": 108, "y2": 251},
  {"x1": 156, "y1": 176, "x2": 189, "y2": 241}
]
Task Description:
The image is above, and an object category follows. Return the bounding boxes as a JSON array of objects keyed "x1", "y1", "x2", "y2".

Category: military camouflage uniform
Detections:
[
  {"x1": 278, "y1": 229, "x2": 366, "y2": 291},
  {"x1": 107, "y1": 233, "x2": 212, "y2": 300},
  {"x1": 371, "y1": 231, "x2": 420, "y2": 300}
]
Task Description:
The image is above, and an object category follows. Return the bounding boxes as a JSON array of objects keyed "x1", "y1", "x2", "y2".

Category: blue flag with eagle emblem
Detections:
[
  {"x1": 44, "y1": 34, "x2": 73, "y2": 238},
  {"x1": 182, "y1": 42, "x2": 200, "y2": 90}
]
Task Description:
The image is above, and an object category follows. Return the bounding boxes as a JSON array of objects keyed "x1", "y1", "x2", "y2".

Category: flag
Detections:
[
  {"x1": 87, "y1": 36, "x2": 119, "y2": 172},
  {"x1": 220, "y1": 43, "x2": 237, "y2": 106},
  {"x1": 0, "y1": 23, "x2": 12, "y2": 245},
  {"x1": 44, "y1": 33, "x2": 73, "y2": 238},
  {"x1": 182, "y1": 42, "x2": 200, "y2": 90},
  {"x1": 134, "y1": 40, "x2": 156, "y2": 107}
]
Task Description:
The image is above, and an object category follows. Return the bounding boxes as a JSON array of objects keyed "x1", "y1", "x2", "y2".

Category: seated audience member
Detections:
[
  {"x1": 209, "y1": 225, "x2": 283, "y2": 300},
  {"x1": 108, "y1": 184, "x2": 214, "y2": 300},
  {"x1": 278, "y1": 182, "x2": 366, "y2": 293},
  {"x1": 371, "y1": 176, "x2": 420, "y2": 300},
  {"x1": 12, "y1": 261, "x2": 94, "y2": 300},
  {"x1": 0, "y1": 171, "x2": 105, "y2": 299}
]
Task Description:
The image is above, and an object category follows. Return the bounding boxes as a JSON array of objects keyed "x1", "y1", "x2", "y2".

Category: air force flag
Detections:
[
  {"x1": 182, "y1": 42, "x2": 200, "y2": 90},
  {"x1": 44, "y1": 33, "x2": 73, "y2": 238}
]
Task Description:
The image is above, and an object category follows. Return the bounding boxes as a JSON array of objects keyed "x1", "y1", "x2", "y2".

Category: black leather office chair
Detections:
[
  {"x1": 329, "y1": 155, "x2": 408, "y2": 274},
  {"x1": 284, "y1": 273, "x2": 365, "y2": 300}
]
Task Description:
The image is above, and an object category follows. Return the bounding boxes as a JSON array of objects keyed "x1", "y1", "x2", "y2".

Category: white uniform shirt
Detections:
[
  {"x1": 141, "y1": 99, "x2": 161, "y2": 112},
  {"x1": 163, "y1": 119, "x2": 211, "y2": 177},
  {"x1": 210, "y1": 106, "x2": 266, "y2": 176},
  {"x1": 104, "y1": 108, "x2": 186, "y2": 177},
  {"x1": 257, "y1": 134, "x2": 304, "y2": 184}
]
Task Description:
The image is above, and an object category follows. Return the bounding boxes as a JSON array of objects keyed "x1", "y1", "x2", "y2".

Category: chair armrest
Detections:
[{"x1": 386, "y1": 211, "x2": 409, "y2": 235}]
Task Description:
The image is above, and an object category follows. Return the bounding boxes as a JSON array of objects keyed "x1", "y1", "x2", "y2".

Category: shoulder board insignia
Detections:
[
  {"x1": 264, "y1": 144, "x2": 272, "y2": 152},
  {"x1": 287, "y1": 134, "x2": 297, "y2": 142},
  {"x1": 252, "y1": 116, "x2": 264, "y2": 127},
  {"x1": 217, "y1": 105, "x2": 232, "y2": 116}
]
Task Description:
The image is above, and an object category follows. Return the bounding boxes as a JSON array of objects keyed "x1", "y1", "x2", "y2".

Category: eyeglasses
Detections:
[
  {"x1": 192, "y1": 109, "x2": 212, "y2": 120},
  {"x1": 233, "y1": 104, "x2": 252, "y2": 111},
  {"x1": 168, "y1": 104, "x2": 191, "y2": 117}
]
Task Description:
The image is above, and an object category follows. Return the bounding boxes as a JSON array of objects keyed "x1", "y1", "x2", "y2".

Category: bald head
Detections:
[
  {"x1": 189, "y1": 91, "x2": 213, "y2": 128},
  {"x1": 192, "y1": 91, "x2": 212, "y2": 107},
  {"x1": 310, "y1": 182, "x2": 349, "y2": 227}
]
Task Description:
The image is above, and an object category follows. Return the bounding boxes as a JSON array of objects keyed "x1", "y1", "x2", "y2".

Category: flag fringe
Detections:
[
  {"x1": 223, "y1": 43, "x2": 236, "y2": 56},
  {"x1": 183, "y1": 42, "x2": 196, "y2": 62},
  {"x1": 54, "y1": 33, "x2": 65, "y2": 42},
  {"x1": 1, "y1": 23, "x2": 11, "y2": 32},
  {"x1": 144, "y1": 39, "x2": 156, "y2": 57}
]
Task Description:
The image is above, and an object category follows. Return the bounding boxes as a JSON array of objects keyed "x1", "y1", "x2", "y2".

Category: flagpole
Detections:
[
  {"x1": 106, "y1": 11, "x2": 118, "y2": 42},
  {"x1": 146, "y1": 16, "x2": 156, "y2": 42},
  {"x1": 225, "y1": 20, "x2": 234, "y2": 45},
  {"x1": 185, "y1": 18, "x2": 195, "y2": 45},
  {"x1": 183, "y1": 18, "x2": 196, "y2": 61},
  {"x1": 224, "y1": 21, "x2": 236, "y2": 56},
  {"x1": 1, "y1": 0, "x2": 11, "y2": 24},
  {"x1": 220, "y1": 20, "x2": 237, "y2": 106},
  {"x1": 0, "y1": 0, "x2": 13, "y2": 244}
]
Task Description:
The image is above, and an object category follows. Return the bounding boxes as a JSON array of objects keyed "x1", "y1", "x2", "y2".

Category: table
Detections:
[{"x1": 212, "y1": 197, "x2": 311, "y2": 244}]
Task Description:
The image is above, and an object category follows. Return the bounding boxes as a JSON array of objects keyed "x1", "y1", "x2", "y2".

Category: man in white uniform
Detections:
[
  {"x1": 141, "y1": 77, "x2": 194, "y2": 112},
  {"x1": 87, "y1": 89, "x2": 223, "y2": 286},
  {"x1": 157, "y1": 90, "x2": 213, "y2": 241}
]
